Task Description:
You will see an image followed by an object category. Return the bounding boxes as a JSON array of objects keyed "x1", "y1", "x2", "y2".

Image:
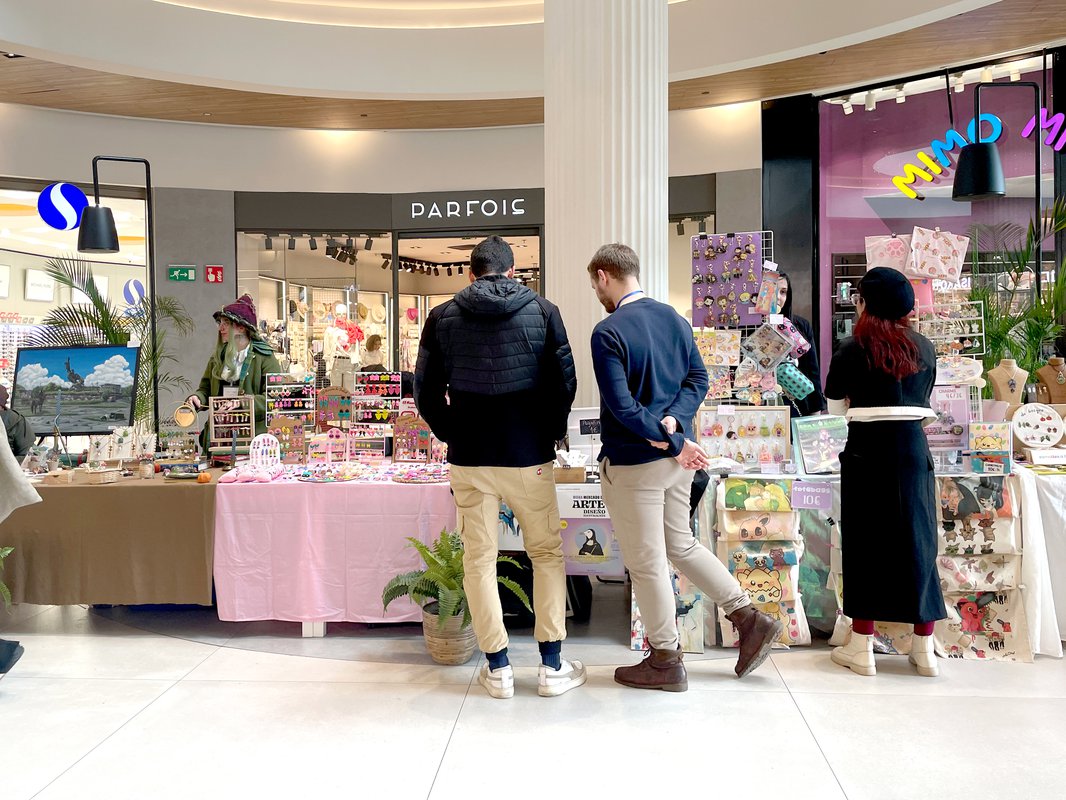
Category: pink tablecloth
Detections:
[{"x1": 213, "y1": 481, "x2": 456, "y2": 623}]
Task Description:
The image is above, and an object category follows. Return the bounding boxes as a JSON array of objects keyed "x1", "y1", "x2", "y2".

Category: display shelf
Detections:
[
  {"x1": 208, "y1": 395, "x2": 255, "y2": 455},
  {"x1": 265, "y1": 372, "x2": 316, "y2": 426}
]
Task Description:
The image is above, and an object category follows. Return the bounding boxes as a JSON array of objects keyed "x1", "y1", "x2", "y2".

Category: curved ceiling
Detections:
[{"x1": 0, "y1": 0, "x2": 998, "y2": 100}]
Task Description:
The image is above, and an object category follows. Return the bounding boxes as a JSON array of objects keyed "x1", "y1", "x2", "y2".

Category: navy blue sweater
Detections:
[{"x1": 591, "y1": 297, "x2": 708, "y2": 466}]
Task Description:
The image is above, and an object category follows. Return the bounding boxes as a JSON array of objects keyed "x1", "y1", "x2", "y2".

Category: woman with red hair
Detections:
[{"x1": 825, "y1": 267, "x2": 944, "y2": 678}]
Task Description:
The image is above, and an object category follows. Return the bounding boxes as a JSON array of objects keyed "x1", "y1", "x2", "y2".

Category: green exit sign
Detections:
[{"x1": 167, "y1": 266, "x2": 196, "y2": 282}]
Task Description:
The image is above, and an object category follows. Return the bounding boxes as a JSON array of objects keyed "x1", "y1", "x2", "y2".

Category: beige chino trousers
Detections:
[
  {"x1": 601, "y1": 456, "x2": 750, "y2": 650},
  {"x1": 450, "y1": 463, "x2": 567, "y2": 654}
]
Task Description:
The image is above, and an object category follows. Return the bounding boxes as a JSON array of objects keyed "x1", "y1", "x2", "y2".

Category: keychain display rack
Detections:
[
  {"x1": 266, "y1": 373, "x2": 316, "y2": 427},
  {"x1": 209, "y1": 395, "x2": 255, "y2": 456},
  {"x1": 691, "y1": 231, "x2": 784, "y2": 408}
]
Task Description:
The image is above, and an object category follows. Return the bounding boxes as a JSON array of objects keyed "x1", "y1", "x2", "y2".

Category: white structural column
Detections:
[{"x1": 544, "y1": 0, "x2": 669, "y2": 408}]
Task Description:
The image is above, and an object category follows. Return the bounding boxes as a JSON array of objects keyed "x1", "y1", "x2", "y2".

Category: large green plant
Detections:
[
  {"x1": 969, "y1": 198, "x2": 1066, "y2": 386},
  {"x1": 382, "y1": 529, "x2": 532, "y2": 628},
  {"x1": 0, "y1": 546, "x2": 13, "y2": 609},
  {"x1": 26, "y1": 255, "x2": 194, "y2": 427}
]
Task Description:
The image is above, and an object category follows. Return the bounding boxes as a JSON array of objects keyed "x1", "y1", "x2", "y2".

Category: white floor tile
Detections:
[
  {"x1": 793, "y1": 694, "x2": 1066, "y2": 800},
  {"x1": 34, "y1": 680, "x2": 468, "y2": 800},
  {"x1": 0, "y1": 676, "x2": 174, "y2": 800},
  {"x1": 774, "y1": 646, "x2": 1066, "y2": 698},
  {"x1": 10, "y1": 632, "x2": 219, "y2": 680},
  {"x1": 574, "y1": 658, "x2": 787, "y2": 693},
  {"x1": 185, "y1": 645, "x2": 479, "y2": 685},
  {"x1": 430, "y1": 675, "x2": 845, "y2": 800}
]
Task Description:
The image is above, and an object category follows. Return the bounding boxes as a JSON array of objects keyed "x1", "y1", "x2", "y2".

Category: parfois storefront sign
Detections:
[{"x1": 392, "y1": 189, "x2": 544, "y2": 230}]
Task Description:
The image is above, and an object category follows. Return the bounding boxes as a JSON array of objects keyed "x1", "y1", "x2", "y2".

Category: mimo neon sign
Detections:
[
  {"x1": 893, "y1": 108, "x2": 1066, "y2": 200},
  {"x1": 893, "y1": 115, "x2": 1003, "y2": 199}
]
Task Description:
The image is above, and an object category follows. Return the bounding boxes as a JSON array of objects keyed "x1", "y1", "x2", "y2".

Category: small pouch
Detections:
[
  {"x1": 771, "y1": 316, "x2": 810, "y2": 358},
  {"x1": 776, "y1": 361, "x2": 814, "y2": 400}
]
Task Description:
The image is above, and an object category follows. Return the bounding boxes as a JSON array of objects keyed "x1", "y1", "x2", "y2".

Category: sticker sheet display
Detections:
[
  {"x1": 968, "y1": 422, "x2": 1013, "y2": 474},
  {"x1": 705, "y1": 367, "x2": 733, "y2": 401},
  {"x1": 698, "y1": 406, "x2": 790, "y2": 466},
  {"x1": 693, "y1": 329, "x2": 741, "y2": 367},
  {"x1": 690, "y1": 232, "x2": 764, "y2": 328},
  {"x1": 792, "y1": 415, "x2": 848, "y2": 474},
  {"x1": 936, "y1": 590, "x2": 1033, "y2": 662},
  {"x1": 925, "y1": 385, "x2": 971, "y2": 451}
]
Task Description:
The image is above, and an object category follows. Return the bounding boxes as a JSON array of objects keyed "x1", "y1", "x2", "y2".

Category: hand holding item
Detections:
[
  {"x1": 676, "y1": 439, "x2": 709, "y2": 471},
  {"x1": 661, "y1": 416, "x2": 678, "y2": 435},
  {"x1": 187, "y1": 395, "x2": 203, "y2": 410}
]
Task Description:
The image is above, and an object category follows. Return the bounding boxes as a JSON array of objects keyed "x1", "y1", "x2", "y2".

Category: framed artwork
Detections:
[{"x1": 24, "y1": 269, "x2": 55, "y2": 302}]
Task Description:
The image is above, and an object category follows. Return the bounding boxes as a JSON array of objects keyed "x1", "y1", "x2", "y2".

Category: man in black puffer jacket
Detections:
[{"x1": 415, "y1": 236, "x2": 582, "y2": 700}]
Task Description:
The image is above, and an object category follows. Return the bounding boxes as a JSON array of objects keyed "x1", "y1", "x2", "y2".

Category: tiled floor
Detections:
[{"x1": 3, "y1": 595, "x2": 1065, "y2": 800}]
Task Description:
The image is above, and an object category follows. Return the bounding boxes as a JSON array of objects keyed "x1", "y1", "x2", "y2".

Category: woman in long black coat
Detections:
[{"x1": 824, "y1": 268, "x2": 944, "y2": 678}]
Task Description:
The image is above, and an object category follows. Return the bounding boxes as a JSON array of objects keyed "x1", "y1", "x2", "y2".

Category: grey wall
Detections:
[
  {"x1": 714, "y1": 169, "x2": 762, "y2": 236},
  {"x1": 152, "y1": 188, "x2": 236, "y2": 419}
]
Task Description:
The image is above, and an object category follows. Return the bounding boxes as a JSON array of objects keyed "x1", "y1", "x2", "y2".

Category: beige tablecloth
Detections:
[{"x1": 0, "y1": 475, "x2": 216, "y2": 606}]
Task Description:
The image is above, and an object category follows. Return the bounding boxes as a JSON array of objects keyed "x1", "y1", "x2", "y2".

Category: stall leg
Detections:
[{"x1": 302, "y1": 621, "x2": 327, "y2": 638}]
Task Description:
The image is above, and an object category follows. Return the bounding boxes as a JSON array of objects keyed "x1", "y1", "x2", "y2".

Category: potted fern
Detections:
[{"x1": 382, "y1": 529, "x2": 532, "y2": 665}]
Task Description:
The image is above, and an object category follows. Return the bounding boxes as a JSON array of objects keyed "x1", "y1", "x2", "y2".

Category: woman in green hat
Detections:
[{"x1": 187, "y1": 294, "x2": 281, "y2": 443}]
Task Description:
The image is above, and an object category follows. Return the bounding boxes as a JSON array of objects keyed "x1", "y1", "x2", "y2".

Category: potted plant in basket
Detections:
[
  {"x1": 0, "y1": 546, "x2": 13, "y2": 609},
  {"x1": 382, "y1": 529, "x2": 532, "y2": 665}
]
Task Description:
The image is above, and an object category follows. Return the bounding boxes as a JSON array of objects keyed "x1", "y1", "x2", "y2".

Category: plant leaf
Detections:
[
  {"x1": 381, "y1": 570, "x2": 422, "y2": 611},
  {"x1": 496, "y1": 576, "x2": 533, "y2": 613}
]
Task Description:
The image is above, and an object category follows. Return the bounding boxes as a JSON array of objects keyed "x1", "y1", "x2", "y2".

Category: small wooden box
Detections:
[{"x1": 554, "y1": 466, "x2": 588, "y2": 484}]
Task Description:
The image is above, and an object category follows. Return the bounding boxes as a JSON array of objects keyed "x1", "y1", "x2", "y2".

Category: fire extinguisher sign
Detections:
[{"x1": 205, "y1": 265, "x2": 224, "y2": 283}]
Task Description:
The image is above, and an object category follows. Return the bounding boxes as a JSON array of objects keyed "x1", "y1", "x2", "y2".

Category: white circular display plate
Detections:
[
  {"x1": 1013, "y1": 403, "x2": 1065, "y2": 449},
  {"x1": 935, "y1": 357, "x2": 984, "y2": 385}
]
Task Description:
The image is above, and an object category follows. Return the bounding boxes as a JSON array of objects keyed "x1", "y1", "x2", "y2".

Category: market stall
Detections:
[{"x1": 0, "y1": 474, "x2": 216, "y2": 606}]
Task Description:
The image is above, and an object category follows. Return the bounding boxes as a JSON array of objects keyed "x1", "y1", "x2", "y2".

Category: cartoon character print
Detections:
[
  {"x1": 735, "y1": 567, "x2": 783, "y2": 615},
  {"x1": 955, "y1": 594, "x2": 1005, "y2": 652},
  {"x1": 738, "y1": 514, "x2": 770, "y2": 540}
]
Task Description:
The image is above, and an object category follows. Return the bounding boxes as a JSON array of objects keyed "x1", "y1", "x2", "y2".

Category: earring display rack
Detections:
[
  {"x1": 208, "y1": 395, "x2": 255, "y2": 456},
  {"x1": 265, "y1": 372, "x2": 316, "y2": 427}
]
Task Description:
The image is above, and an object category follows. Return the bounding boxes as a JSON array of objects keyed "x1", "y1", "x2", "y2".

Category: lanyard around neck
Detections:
[{"x1": 617, "y1": 290, "x2": 644, "y2": 308}]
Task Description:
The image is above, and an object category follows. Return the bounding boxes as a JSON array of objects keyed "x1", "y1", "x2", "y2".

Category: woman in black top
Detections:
[
  {"x1": 775, "y1": 272, "x2": 826, "y2": 417},
  {"x1": 824, "y1": 268, "x2": 944, "y2": 679}
]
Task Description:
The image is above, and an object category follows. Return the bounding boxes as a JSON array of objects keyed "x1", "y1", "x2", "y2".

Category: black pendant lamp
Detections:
[
  {"x1": 77, "y1": 204, "x2": 120, "y2": 253},
  {"x1": 952, "y1": 141, "x2": 1005, "y2": 201}
]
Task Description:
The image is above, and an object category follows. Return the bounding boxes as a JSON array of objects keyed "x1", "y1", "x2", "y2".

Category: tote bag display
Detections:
[
  {"x1": 864, "y1": 234, "x2": 912, "y2": 272},
  {"x1": 909, "y1": 226, "x2": 969, "y2": 283}
]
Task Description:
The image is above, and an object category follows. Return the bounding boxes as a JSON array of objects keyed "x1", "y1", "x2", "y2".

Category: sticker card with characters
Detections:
[{"x1": 721, "y1": 477, "x2": 793, "y2": 512}]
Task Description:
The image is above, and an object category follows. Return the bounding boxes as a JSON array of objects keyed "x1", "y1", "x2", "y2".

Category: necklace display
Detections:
[
  {"x1": 1057, "y1": 363, "x2": 1066, "y2": 386},
  {"x1": 1008, "y1": 366, "x2": 1023, "y2": 393}
]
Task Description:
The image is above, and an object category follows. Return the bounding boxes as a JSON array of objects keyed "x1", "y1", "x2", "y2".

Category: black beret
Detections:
[{"x1": 859, "y1": 268, "x2": 916, "y2": 320}]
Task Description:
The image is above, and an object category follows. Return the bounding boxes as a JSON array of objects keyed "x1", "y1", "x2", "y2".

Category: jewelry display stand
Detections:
[
  {"x1": 1035, "y1": 357, "x2": 1066, "y2": 405},
  {"x1": 988, "y1": 359, "x2": 1029, "y2": 404},
  {"x1": 209, "y1": 395, "x2": 255, "y2": 457}
]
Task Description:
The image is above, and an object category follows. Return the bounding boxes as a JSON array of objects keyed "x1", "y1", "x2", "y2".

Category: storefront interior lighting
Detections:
[
  {"x1": 365, "y1": 237, "x2": 374, "y2": 251},
  {"x1": 457, "y1": 265, "x2": 464, "y2": 275},
  {"x1": 309, "y1": 237, "x2": 318, "y2": 251},
  {"x1": 288, "y1": 235, "x2": 296, "y2": 250},
  {"x1": 446, "y1": 266, "x2": 453, "y2": 277},
  {"x1": 895, "y1": 86, "x2": 906, "y2": 104},
  {"x1": 676, "y1": 221, "x2": 685, "y2": 236},
  {"x1": 953, "y1": 73, "x2": 965, "y2": 93},
  {"x1": 864, "y1": 92, "x2": 876, "y2": 112},
  {"x1": 1010, "y1": 68, "x2": 1021, "y2": 82},
  {"x1": 433, "y1": 267, "x2": 440, "y2": 277},
  {"x1": 265, "y1": 235, "x2": 273, "y2": 250},
  {"x1": 381, "y1": 257, "x2": 390, "y2": 270},
  {"x1": 842, "y1": 99, "x2": 853, "y2": 115},
  {"x1": 698, "y1": 219, "x2": 707, "y2": 233},
  {"x1": 981, "y1": 67, "x2": 994, "y2": 83}
]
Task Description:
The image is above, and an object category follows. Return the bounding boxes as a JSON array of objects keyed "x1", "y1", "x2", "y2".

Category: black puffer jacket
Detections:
[{"x1": 415, "y1": 274, "x2": 577, "y2": 467}]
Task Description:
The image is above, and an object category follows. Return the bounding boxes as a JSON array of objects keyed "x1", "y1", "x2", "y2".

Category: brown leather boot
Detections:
[
  {"x1": 614, "y1": 645, "x2": 687, "y2": 692},
  {"x1": 726, "y1": 605, "x2": 784, "y2": 678}
]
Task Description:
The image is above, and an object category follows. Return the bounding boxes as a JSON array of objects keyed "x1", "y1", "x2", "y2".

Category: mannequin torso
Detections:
[
  {"x1": 988, "y1": 359, "x2": 1028, "y2": 403},
  {"x1": 1036, "y1": 357, "x2": 1066, "y2": 404}
]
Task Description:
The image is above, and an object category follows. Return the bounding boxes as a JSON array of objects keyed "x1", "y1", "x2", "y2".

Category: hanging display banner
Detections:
[{"x1": 392, "y1": 189, "x2": 544, "y2": 230}]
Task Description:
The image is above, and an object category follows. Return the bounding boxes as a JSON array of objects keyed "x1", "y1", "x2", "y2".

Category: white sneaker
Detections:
[
  {"x1": 538, "y1": 659, "x2": 587, "y2": 697},
  {"x1": 478, "y1": 663, "x2": 514, "y2": 699},
  {"x1": 831, "y1": 631, "x2": 876, "y2": 676},
  {"x1": 908, "y1": 634, "x2": 939, "y2": 677}
]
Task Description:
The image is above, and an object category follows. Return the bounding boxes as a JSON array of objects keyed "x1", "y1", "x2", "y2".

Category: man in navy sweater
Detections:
[{"x1": 588, "y1": 243, "x2": 783, "y2": 691}]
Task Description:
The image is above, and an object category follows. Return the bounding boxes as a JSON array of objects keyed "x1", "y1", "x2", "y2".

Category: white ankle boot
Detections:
[
  {"x1": 909, "y1": 634, "x2": 939, "y2": 677},
  {"x1": 831, "y1": 630, "x2": 876, "y2": 676}
]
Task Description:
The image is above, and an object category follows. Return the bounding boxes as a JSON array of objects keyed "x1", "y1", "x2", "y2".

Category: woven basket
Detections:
[{"x1": 422, "y1": 604, "x2": 477, "y2": 665}]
